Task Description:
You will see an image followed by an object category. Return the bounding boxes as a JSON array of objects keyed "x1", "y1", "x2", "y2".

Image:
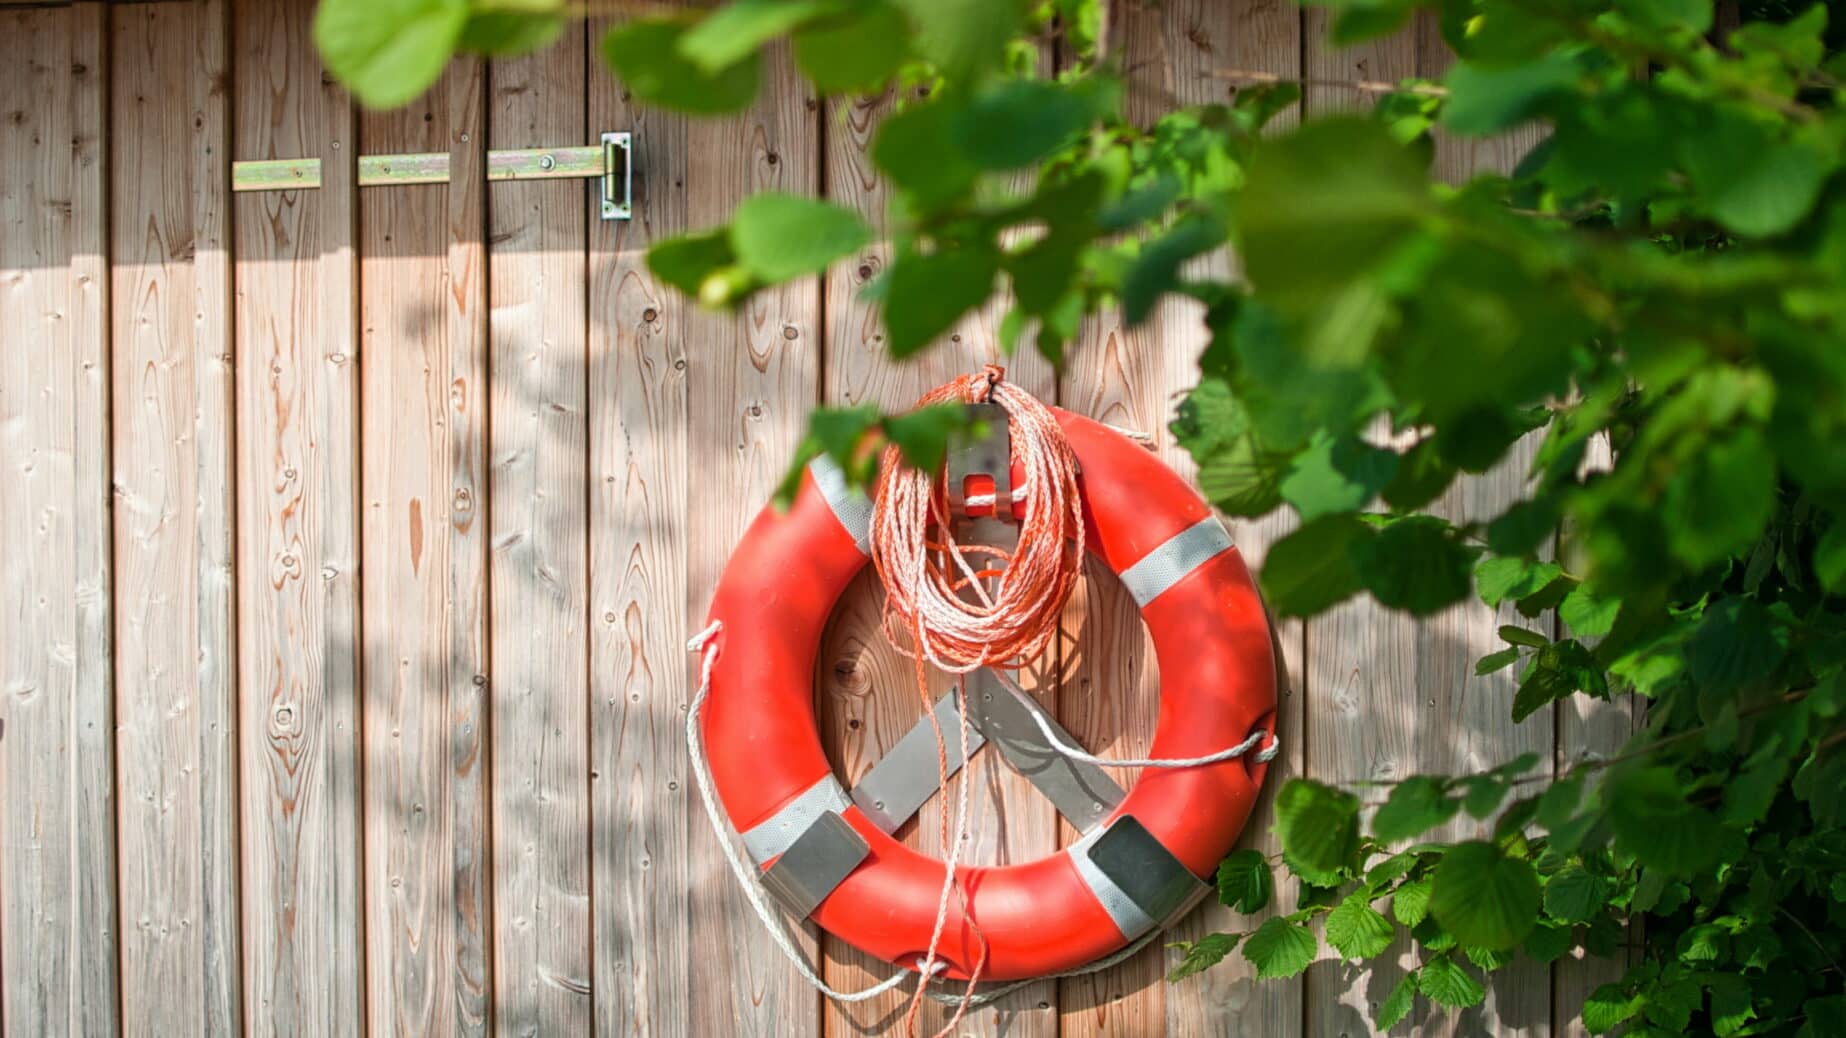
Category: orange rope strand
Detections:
[{"x1": 871, "y1": 367, "x2": 1084, "y2": 1035}]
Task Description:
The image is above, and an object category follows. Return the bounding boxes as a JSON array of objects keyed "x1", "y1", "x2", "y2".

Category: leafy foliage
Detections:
[{"x1": 328, "y1": 0, "x2": 1846, "y2": 1031}]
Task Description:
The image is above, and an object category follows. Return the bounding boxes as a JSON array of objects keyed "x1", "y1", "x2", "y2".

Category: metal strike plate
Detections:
[
  {"x1": 600, "y1": 131, "x2": 633, "y2": 220},
  {"x1": 850, "y1": 693, "x2": 986, "y2": 834},
  {"x1": 965, "y1": 675, "x2": 1125, "y2": 834},
  {"x1": 758, "y1": 811, "x2": 870, "y2": 919},
  {"x1": 1085, "y1": 815, "x2": 1207, "y2": 926}
]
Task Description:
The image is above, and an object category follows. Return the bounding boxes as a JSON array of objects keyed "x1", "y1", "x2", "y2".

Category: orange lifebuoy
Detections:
[{"x1": 700, "y1": 408, "x2": 1277, "y2": 981}]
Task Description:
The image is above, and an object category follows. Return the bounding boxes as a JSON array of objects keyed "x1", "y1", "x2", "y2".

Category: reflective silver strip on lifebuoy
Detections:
[
  {"x1": 1067, "y1": 816, "x2": 1208, "y2": 940},
  {"x1": 741, "y1": 774, "x2": 853, "y2": 866},
  {"x1": 1118, "y1": 516, "x2": 1234, "y2": 608},
  {"x1": 808, "y1": 455, "x2": 873, "y2": 556}
]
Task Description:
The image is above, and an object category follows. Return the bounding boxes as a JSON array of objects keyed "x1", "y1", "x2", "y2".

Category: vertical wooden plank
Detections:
[
  {"x1": 358, "y1": 58, "x2": 492, "y2": 1037},
  {"x1": 683, "y1": 41, "x2": 822, "y2": 1038},
  {"x1": 587, "y1": 26, "x2": 694, "y2": 1038},
  {"x1": 1055, "y1": 2, "x2": 1304, "y2": 1036},
  {"x1": 110, "y1": 3, "x2": 240, "y2": 1034},
  {"x1": 1553, "y1": 435, "x2": 1635, "y2": 1038},
  {"x1": 815, "y1": 84, "x2": 1059, "y2": 1038},
  {"x1": 232, "y1": 0, "x2": 366, "y2": 1031},
  {"x1": 0, "y1": 4, "x2": 117, "y2": 1034},
  {"x1": 1301, "y1": 18, "x2": 1555, "y2": 1037},
  {"x1": 488, "y1": 27, "x2": 593, "y2": 1036}
]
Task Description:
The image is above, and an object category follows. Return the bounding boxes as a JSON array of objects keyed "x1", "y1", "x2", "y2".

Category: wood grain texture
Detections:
[
  {"x1": 358, "y1": 58, "x2": 493, "y2": 1038},
  {"x1": 1301, "y1": 18, "x2": 1556, "y2": 1036},
  {"x1": 486, "y1": 27, "x2": 595, "y2": 1037},
  {"x1": 110, "y1": 3, "x2": 240, "y2": 1034},
  {"x1": 1072, "y1": 2, "x2": 1307, "y2": 1036},
  {"x1": 231, "y1": 0, "x2": 366, "y2": 1031},
  {"x1": 1553, "y1": 434, "x2": 1636, "y2": 1038},
  {"x1": 586, "y1": 24, "x2": 695, "y2": 1038},
  {"x1": 682, "y1": 41, "x2": 821, "y2": 1038},
  {"x1": 812, "y1": 79, "x2": 1061, "y2": 1036},
  {"x1": 0, "y1": 4, "x2": 117, "y2": 1035}
]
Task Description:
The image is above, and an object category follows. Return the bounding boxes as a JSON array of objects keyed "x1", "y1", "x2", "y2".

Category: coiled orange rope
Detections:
[{"x1": 869, "y1": 366, "x2": 1085, "y2": 1035}]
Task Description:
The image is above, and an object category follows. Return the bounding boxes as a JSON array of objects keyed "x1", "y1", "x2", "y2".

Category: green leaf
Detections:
[
  {"x1": 1816, "y1": 524, "x2": 1846, "y2": 592},
  {"x1": 1499, "y1": 625, "x2": 1549, "y2": 648},
  {"x1": 1376, "y1": 969, "x2": 1419, "y2": 1029},
  {"x1": 1274, "y1": 779, "x2": 1361, "y2": 876},
  {"x1": 793, "y1": 3, "x2": 911, "y2": 93},
  {"x1": 1373, "y1": 776, "x2": 1461, "y2": 843},
  {"x1": 1440, "y1": 53, "x2": 1579, "y2": 135},
  {"x1": 1430, "y1": 841, "x2": 1540, "y2": 950},
  {"x1": 1122, "y1": 216, "x2": 1225, "y2": 326},
  {"x1": 1326, "y1": 894, "x2": 1395, "y2": 960},
  {"x1": 730, "y1": 193, "x2": 872, "y2": 283},
  {"x1": 1662, "y1": 427, "x2": 1777, "y2": 569},
  {"x1": 458, "y1": 9, "x2": 566, "y2": 57},
  {"x1": 679, "y1": 0, "x2": 837, "y2": 72},
  {"x1": 1418, "y1": 956, "x2": 1486, "y2": 1009},
  {"x1": 1394, "y1": 876, "x2": 1433, "y2": 926},
  {"x1": 893, "y1": 0, "x2": 1024, "y2": 83},
  {"x1": 314, "y1": 0, "x2": 468, "y2": 109},
  {"x1": 1177, "y1": 381, "x2": 1292, "y2": 518},
  {"x1": 1239, "y1": 118, "x2": 1429, "y2": 314},
  {"x1": 1281, "y1": 433, "x2": 1399, "y2": 521},
  {"x1": 1167, "y1": 931, "x2": 1241, "y2": 981},
  {"x1": 1606, "y1": 765, "x2": 1722, "y2": 877},
  {"x1": 602, "y1": 18, "x2": 761, "y2": 115},
  {"x1": 1383, "y1": 439, "x2": 1456, "y2": 511},
  {"x1": 954, "y1": 77, "x2": 1117, "y2": 170},
  {"x1": 1679, "y1": 109, "x2": 1832, "y2": 238},
  {"x1": 1475, "y1": 647, "x2": 1521, "y2": 675},
  {"x1": 1686, "y1": 597, "x2": 1787, "y2": 695},
  {"x1": 1476, "y1": 557, "x2": 1564, "y2": 609},
  {"x1": 1708, "y1": 973, "x2": 1754, "y2": 1037},
  {"x1": 871, "y1": 100, "x2": 980, "y2": 211},
  {"x1": 883, "y1": 404, "x2": 970, "y2": 475},
  {"x1": 1581, "y1": 982, "x2": 1642, "y2": 1033},
  {"x1": 1543, "y1": 867, "x2": 1606, "y2": 924},
  {"x1": 1353, "y1": 516, "x2": 1477, "y2": 615},
  {"x1": 1241, "y1": 917, "x2": 1318, "y2": 979},
  {"x1": 647, "y1": 229, "x2": 738, "y2": 298},
  {"x1": 1523, "y1": 922, "x2": 1573, "y2": 963},
  {"x1": 1260, "y1": 516, "x2": 1371, "y2": 617},
  {"x1": 1559, "y1": 585, "x2": 1619, "y2": 638},
  {"x1": 882, "y1": 247, "x2": 999, "y2": 357},
  {"x1": 1216, "y1": 849, "x2": 1274, "y2": 913},
  {"x1": 1676, "y1": 922, "x2": 1728, "y2": 963}
]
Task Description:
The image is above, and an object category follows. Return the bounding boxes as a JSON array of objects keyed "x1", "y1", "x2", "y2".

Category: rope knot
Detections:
[{"x1": 970, "y1": 364, "x2": 1005, "y2": 402}]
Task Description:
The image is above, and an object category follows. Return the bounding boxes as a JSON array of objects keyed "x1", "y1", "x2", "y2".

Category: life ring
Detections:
[{"x1": 699, "y1": 408, "x2": 1277, "y2": 981}]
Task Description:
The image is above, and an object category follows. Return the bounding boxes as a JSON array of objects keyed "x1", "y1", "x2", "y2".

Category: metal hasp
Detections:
[{"x1": 230, "y1": 132, "x2": 635, "y2": 221}]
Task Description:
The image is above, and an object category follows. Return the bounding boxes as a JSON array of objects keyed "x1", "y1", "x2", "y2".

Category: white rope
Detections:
[
  {"x1": 992, "y1": 668, "x2": 1280, "y2": 767},
  {"x1": 685, "y1": 620, "x2": 943, "y2": 1003}
]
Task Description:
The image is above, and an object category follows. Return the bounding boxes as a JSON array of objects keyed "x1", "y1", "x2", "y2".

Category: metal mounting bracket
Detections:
[{"x1": 231, "y1": 131, "x2": 635, "y2": 221}]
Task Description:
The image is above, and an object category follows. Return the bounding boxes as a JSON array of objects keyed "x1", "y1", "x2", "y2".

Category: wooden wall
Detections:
[{"x1": 0, "y1": 2, "x2": 1630, "y2": 1035}]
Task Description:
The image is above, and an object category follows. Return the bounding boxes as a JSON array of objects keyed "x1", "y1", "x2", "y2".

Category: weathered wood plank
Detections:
[
  {"x1": 1553, "y1": 434, "x2": 1635, "y2": 1038},
  {"x1": 487, "y1": 28, "x2": 594, "y2": 1036},
  {"x1": 358, "y1": 57, "x2": 492, "y2": 1037},
  {"x1": 812, "y1": 82, "x2": 1061, "y2": 1036},
  {"x1": 586, "y1": 25, "x2": 695, "y2": 1038},
  {"x1": 1058, "y1": 2, "x2": 1306, "y2": 1036},
  {"x1": 110, "y1": 3, "x2": 239, "y2": 1034},
  {"x1": 683, "y1": 41, "x2": 822, "y2": 1038},
  {"x1": 1300, "y1": 18, "x2": 1556, "y2": 1036},
  {"x1": 0, "y1": 4, "x2": 117, "y2": 1034},
  {"x1": 231, "y1": 0, "x2": 365, "y2": 1031}
]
